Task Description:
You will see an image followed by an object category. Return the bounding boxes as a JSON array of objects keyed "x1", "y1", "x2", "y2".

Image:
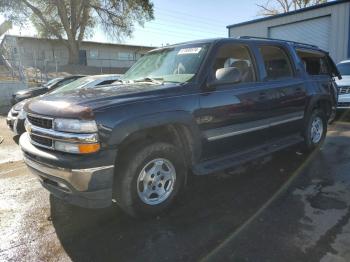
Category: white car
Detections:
[
  {"x1": 336, "y1": 60, "x2": 350, "y2": 109},
  {"x1": 50, "y1": 74, "x2": 122, "y2": 94}
]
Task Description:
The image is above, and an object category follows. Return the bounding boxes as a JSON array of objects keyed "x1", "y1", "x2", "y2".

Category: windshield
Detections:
[
  {"x1": 337, "y1": 62, "x2": 350, "y2": 76},
  {"x1": 122, "y1": 43, "x2": 209, "y2": 83},
  {"x1": 50, "y1": 77, "x2": 93, "y2": 94}
]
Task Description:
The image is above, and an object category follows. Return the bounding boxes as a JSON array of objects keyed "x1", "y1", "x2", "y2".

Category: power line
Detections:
[
  {"x1": 153, "y1": 11, "x2": 227, "y2": 29},
  {"x1": 154, "y1": 7, "x2": 229, "y2": 25},
  {"x1": 137, "y1": 27, "x2": 223, "y2": 39},
  {"x1": 146, "y1": 21, "x2": 224, "y2": 36}
]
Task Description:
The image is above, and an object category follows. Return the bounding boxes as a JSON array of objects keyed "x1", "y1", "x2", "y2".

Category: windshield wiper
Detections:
[{"x1": 133, "y1": 77, "x2": 164, "y2": 85}]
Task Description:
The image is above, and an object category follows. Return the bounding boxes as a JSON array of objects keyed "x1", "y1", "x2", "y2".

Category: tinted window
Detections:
[
  {"x1": 259, "y1": 46, "x2": 293, "y2": 80},
  {"x1": 297, "y1": 49, "x2": 331, "y2": 76},
  {"x1": 212, "y1": 44, "x2": 255, "y2": 83},
  {"x1": 337, "y1": 62, "x2": 350, "y2": 76}
]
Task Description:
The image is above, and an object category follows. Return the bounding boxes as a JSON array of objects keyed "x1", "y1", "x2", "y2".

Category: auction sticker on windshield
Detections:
[{"x1": 178, "y1": 47, "x2": 202, "y2": 55}]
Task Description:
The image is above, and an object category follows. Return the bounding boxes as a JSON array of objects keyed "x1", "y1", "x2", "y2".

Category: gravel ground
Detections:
[{"x1": 0, "y1": 115, "x2": 350, "y2": 262}]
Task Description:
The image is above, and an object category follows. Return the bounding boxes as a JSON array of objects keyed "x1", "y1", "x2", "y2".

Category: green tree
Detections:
[
  {"x1": 0, "y1": 0, "x2": 154, "y2": 64},
  {"x1": 257, "y1": 0, "x2": 327, "y2": 16}
]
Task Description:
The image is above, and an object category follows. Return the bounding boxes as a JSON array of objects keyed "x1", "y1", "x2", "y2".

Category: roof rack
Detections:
[{"x1": 237, "y1": 36, "x2": 319, "y2": 49}]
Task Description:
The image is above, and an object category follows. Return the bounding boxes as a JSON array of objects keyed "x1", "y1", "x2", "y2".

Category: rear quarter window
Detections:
[{"x1": 297, "y1": 49, "x2": 331, "y2": 76}]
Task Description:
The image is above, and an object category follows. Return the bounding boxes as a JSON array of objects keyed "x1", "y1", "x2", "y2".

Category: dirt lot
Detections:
[{"x1": 0, "y1": 115, "x2": 350, "y2": 262}]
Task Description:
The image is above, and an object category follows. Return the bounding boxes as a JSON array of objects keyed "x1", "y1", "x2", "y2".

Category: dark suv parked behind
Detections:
[
  {"x1": 20, "y1": 37, "x2": 340, "y2": 217},
  {"x1": 11, "y1": 75, "x2": 84, "y2": 105}
]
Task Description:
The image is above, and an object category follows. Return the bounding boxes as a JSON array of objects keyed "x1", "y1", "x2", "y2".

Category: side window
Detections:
[
  {"x1": 297, "y1": 49, "x2": 331, "y2": 76},
  {"x1": 212, "y1": 44, "x2": 255, "y2": 84},
  {"x1": 259, "y1": 46, "x2": 293, "y2": 80}
]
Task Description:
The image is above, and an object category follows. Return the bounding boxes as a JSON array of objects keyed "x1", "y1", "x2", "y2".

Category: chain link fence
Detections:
[{"x1": 0, "y1": 56, "x2": 135, "y2": 85}]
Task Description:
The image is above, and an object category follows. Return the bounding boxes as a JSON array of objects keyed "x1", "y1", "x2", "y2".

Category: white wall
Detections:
[{"x1": 228, "y1": 1, "x2": 350, "y2": 63}]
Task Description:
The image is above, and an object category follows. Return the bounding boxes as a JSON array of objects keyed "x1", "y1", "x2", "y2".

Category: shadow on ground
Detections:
[
  {"x1": 12, "y1": 135, "x2": 20, "y2": 145},
  {"x1": 50, "y1": 145, "x2": 310, "y2": 262}
]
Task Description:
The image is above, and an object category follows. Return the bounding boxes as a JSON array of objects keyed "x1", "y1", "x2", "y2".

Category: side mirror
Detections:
[{"x1": 208, "y1": 67, "x2": 242, "y2": 88}]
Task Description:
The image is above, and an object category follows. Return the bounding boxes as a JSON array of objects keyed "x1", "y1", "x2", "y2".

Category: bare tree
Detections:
[
  {"x1": 257, "y1": 0, "x2": 327, "y2": 16},
  {"x1": 0, "y1": 0, "x2": 154, "y2": 64}
]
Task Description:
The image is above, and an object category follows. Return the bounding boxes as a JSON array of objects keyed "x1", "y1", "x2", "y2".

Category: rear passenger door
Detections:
[{"x1": 257, "y1": 45, "x2": 307, "y2": 140}]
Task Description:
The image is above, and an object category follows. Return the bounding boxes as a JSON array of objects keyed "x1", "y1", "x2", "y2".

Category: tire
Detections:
[
  {"x1": 115, "y1": 142, "x2": 187, "y2": 217},
  {"x1": 303, "y1": 109, "x2": 327, "y2": 151}
]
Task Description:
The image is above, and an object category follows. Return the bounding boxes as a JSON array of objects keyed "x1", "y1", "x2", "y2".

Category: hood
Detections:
[
  {"x1": 24, "y1": 83, "x2": 183, "y2": 119},
  {"x1": 336, "y1": 75, "x2": 350, "y2": 86}
]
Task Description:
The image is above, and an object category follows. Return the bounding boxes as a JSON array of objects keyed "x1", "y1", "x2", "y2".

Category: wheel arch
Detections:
[
  {"x1": 109, "y1": 111, "x2": 202, "y2": 167},
  {"x1": 305, "y1": 95, "x2": 333, "y2": 120}
]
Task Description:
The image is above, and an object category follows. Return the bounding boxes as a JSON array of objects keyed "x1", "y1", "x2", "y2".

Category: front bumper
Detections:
[
  {"x1": 6, "y1": 111, "x2": 26, "y2": 135},
  {"x1": 20, "y1": 132, "x2": 117, "y2": 208}
]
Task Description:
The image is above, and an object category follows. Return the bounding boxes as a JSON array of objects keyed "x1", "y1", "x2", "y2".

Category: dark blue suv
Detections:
[{"x1": 20, "y1": 37, "x2": 340, "y2": 217}]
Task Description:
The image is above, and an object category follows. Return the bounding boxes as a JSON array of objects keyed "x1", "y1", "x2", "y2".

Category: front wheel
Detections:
[
  {"x1": 303, "y1": 109, "x2": 327, "y2": 151},
  {"x1": 115, "y1": 142, "x2": 186, "y2": 217}
]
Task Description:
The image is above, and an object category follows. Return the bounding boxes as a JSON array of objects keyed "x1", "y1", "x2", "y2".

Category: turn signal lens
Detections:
[
  {"x1": 54, "y1": 141, "x2": 100, "y2": 154},
  {"x1": 78, "y1": 143, "x2": 100, "y2": 154}
]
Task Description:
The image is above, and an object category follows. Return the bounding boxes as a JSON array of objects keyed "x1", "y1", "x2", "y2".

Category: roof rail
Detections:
[{"x1": 237, "y1": 36, "x2": 319, "y2": 49}]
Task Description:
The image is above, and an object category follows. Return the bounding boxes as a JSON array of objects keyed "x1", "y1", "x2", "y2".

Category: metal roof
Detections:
[
  {"x1": 3, "y1": 34, "x2": 155, "y2": 49},
  {"x1": 227, "y1": 0, "x2": 350, "y2": 29}
]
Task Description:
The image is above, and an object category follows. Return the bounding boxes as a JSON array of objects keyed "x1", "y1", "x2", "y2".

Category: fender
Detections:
[
  {"x1": 107, "y1": 110, "x2": 202, "y2": 159},
  {"x1": 305, "y1": 94, "x2": 333, "y2": 119}
]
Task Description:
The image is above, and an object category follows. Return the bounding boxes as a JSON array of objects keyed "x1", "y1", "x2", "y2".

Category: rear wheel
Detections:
[
  {"x1": 303, "y1": 109, "x2": 327, "y2": 151},
  {"x1": 115, "y1": 142, "x2": 186, "y2": 217}
]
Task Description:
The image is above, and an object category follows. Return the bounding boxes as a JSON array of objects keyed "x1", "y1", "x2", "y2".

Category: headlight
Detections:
[{"x1": 53, "y1": 118, "x2": 98, "y2": 133}]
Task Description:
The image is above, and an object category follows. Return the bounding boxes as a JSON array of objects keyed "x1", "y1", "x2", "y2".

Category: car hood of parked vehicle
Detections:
[
  {"x1": 336, "y1": 75, "x2": 350, "y2": 87},
  {"x1": 24, "y1": 82, "x2": 185, "y2": 119}
]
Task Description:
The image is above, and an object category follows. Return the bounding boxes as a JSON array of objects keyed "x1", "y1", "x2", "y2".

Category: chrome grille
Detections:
[
  {"x1": 337, "y1": 102, "x2": 350, "y2": 108},
  {"x1": 339, "y1": 86, "x2": 350, "y2": 95},
  {"x1": 27, "y1": 114, "x2": 53, "y2": 129},
  {"x1": 30, "y1": 134, "x2": 53, "y2": 148}
]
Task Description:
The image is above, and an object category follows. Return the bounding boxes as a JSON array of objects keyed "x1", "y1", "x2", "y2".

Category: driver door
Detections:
[{"x1": 197, "y1": 42, "x2": 275, "y2": 160}]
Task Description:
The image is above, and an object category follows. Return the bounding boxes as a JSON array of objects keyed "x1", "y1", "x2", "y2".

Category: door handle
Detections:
[
  {"x1": 259, "y1": 92, "x2": 267, "y2": 100},
  {"x1": 295, "y1": 87, "x2": 303, "y2": 95}
]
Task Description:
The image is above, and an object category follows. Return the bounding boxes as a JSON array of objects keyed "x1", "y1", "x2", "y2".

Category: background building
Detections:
[
  {"x1": 0, "y1": 35, "x2": 154, "y2": 74},
  {"x1": 227, "y1": 0, "x2": 350, "y2": 63}
]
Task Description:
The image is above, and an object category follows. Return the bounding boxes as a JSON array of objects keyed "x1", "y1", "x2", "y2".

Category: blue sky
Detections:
[{"x1": 2, "y1": 0, "x2": 262, "y2": 47}]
